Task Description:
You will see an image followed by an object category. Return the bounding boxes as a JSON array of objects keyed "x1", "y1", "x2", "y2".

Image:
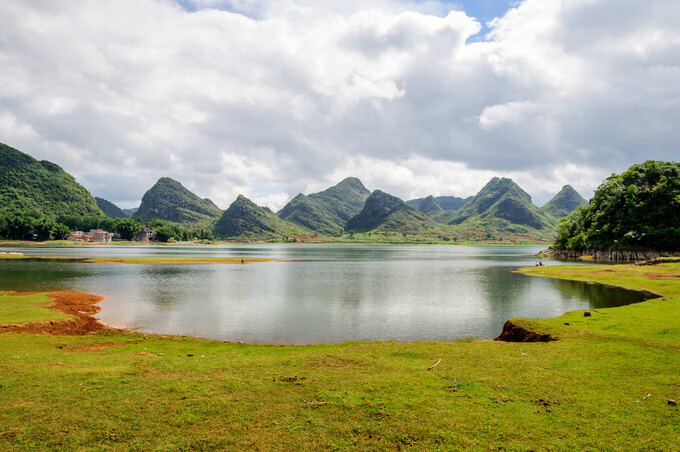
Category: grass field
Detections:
[{"x1": 0, "y1": 263, "x2": 679, "y2": 449}]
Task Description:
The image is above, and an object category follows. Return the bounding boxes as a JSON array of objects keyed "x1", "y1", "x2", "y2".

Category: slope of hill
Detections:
[
  {"x1": 541, "y1": 185, "x2": 588, "y2": 218},
  {"x1": 417, "y1": 195, "x2": 444, "y2": 216},
  {"x1": 0, "y1": 142, "x2": 105, "y2": 218},
  {"x1": 134, "y1": 178, "x2": 222, "y2": 226},
  {"x1": 214, "y1": 195, "x2": 310, "y2": 239},
  {"x1": 278, "y1": 177, "x2": 371, "y2": 235},
  {"x1": 345, "y1": 190, "x2": 450, "y2": 234},
  {"x1": 122, "y1": 207, "x2": 138, "y2": 217},
  {"x1": 443, "y1": 177, "x2": 557, "y2": 239},
  {"x1": 407, "y1": 195, "x2": 470, "y2": 212},
  {"x1": 95, "y1": 197, "x2": 128, "y2": 218}
]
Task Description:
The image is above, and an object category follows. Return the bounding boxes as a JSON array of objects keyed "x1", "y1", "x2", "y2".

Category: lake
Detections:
[{"x1": 0, "y1": 244, "x2": 648, "y2": 344}]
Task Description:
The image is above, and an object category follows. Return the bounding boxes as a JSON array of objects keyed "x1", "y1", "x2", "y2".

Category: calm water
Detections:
[{"x1": 0, "y1": 244, "x2": 648, "y2": 344}]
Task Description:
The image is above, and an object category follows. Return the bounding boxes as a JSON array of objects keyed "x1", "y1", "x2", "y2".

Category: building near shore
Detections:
[
  {"x1": 135, "y1": 228, "x2": 157, "y2": 242},
  {"x1": 89, "y1": 229, "x2": 114, "y2": 243},
  {"x1": 68, "y1": 231, "x2": 95, "y2": 242}
]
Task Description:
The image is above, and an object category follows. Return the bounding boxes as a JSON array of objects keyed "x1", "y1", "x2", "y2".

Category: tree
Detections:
[
  {"x1": 34, "y1": 218, "x2": 57, "y2": 241},
  {"x1": 5, "y1": 214, "x2": 34, "y2": 240},
  {"x1": 115, "y1": 218, "x2": 143, "y2": 241},
  {"x1": 553, "y1": 161, "x2": 680, "y2": 251},
  {"x1": 52, "y1": 223, "x2": 71, "y2": 240}
]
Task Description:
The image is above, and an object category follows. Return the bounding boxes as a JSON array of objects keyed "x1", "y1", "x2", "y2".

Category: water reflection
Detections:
[{"x1": 0, "y1": 245, "x2": 651, "y2": 344}]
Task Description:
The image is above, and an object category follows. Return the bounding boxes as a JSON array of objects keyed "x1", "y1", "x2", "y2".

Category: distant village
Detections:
[{"x1": 68, "y1": 228, "x2": 157, "y2": 243}]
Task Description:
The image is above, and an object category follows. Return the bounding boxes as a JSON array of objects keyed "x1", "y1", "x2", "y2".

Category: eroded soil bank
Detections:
[{"x1": 495, "y1": 320, "x2": 557, "y2": 342}]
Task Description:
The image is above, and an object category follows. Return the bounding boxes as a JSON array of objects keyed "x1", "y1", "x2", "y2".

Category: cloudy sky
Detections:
[{"x1": 1, "y1": 0, "x2": 678, "y2": 210}]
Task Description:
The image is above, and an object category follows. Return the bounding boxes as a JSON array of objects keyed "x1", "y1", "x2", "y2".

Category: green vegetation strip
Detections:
[
  {"x1": 0, "y1": 292, "x2": 69, "y2": 324},
  {"x1": 0, "y1": 255, "x2": 274, "y2": 264},
  {"x1": 1, "y1": 264, "x2": 679, "y2": 449}
]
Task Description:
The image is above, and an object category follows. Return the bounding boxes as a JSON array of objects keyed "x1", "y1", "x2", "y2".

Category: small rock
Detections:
[
  {"x1": 584, "y1": 311, "x2": 592, "y2": 317},
  {"x1": 669, "y1": 399, "x2": 677, "y2": 406},
  {"x1": 237, "y1": 340, "x2": 244, "y2": 344},
  {"x1": 187, "y1": 354, "x2": 194, "y2": 357}
]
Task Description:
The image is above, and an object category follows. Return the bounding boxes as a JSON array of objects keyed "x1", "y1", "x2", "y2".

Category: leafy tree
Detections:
[
  {"x1": 4, "y1": 213, "x2": 35, "y2": 240},
  {"x1": 52, "y1": 223, "x2": 71, "y2": 240},
  {"x1": 33, "y1": 218, "x2": 72, "y2": 241},
  {"x1": 115, "y1": 218, "x2": 143, "y2": 241},
  {"x1": 553, "y1": 161, "x2": 680, "y2": 251},
  {"x1": 34, "y1": 218, "x2": 57, "y2": 241}
]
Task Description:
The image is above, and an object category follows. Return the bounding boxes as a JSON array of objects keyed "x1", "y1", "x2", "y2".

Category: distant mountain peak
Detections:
[
  {"x1": 541, "y1": 185, "x2": 588, "y2": 218},
  {"x1": 345, "y1": 190, "x2": 447, "y2": 234},
  {"x1": 445, "y1": 176, "x2": 557, "y2": 237},
  {"x1": 214, "y1": 194, "x2": 309, "y2": 239},
  {"x1": 418, "y1": 195, "x2": 444, "y2": 215},
  {"x1": 134, "y1": 177, "x2": 222, "y2": 226}
]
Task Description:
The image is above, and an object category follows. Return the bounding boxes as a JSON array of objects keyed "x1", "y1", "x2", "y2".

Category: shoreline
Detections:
[
  {"x1": 0, "y1": 255, "x2": 278, "y2": 264},
  {"x1": 539, "y1": 247, "x2": 680, "y2": 261},
  {"x1": 0, "y1": 239, "x2": 554, "y2": 247},
  {"x1": 2, "y1": 258, "x2": 663, "y2": 344}
]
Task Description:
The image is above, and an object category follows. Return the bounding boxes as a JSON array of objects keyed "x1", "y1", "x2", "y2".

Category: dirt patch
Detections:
[
  {"x1": 68, "y1": 342, "x2": 130, "y2": 352},
  {"x1": 495, "y1": 321, "x2": 557, "y2": 343},
  {"x1": 0, "y1": 291, "x2": 117, "y2": 335},
  {"x1": 639, "y1": 273, "x2": 680, "y2": 280}
]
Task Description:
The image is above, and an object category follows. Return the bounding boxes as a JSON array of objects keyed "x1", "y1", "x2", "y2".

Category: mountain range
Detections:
[
  {"x1": 406, "y1": 195, "x2": 471, "y2": 213},
  {"x1": 277, "y1": 177, "x2": 370, "y2": 235},
  {"x1": 345, "y1": 190, "x2": 449, "y2": 234},
  {"x1": 0, "y1": 142, "x2": 589, "y2": 241},
  {"x1": 441, "y1": 177, "x2": 559, "y2": 239},
  {"x1": 214, "y1": 195, "x2": 309, "y2": 239}
]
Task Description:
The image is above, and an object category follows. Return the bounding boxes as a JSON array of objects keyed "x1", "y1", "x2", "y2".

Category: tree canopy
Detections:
[{"x1": 554, "y1": 161, "x2": 680, "y2": 251}]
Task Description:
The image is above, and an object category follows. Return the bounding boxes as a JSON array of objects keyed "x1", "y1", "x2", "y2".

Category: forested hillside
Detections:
[{"x1": 0, "y1": 142, "x2": 105, "y2": 218}]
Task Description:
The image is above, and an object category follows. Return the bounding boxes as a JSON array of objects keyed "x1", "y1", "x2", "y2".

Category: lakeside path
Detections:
[{"x1": 0, "y1": 263, "x2": 679, "y2": 449}]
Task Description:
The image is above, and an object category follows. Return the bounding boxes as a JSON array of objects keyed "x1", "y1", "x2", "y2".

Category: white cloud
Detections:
[{"x1": 0, "y1": 0, "x2": 678, "y2": 211}]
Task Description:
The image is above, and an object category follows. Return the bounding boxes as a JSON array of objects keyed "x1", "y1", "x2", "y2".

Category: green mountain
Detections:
[
  {"x1": 444, "y1": 177, "x2": 557, "y2": 238},
  {"x1": 122, "y1": 207, "x2": 138, "y2": 217},
  {"x1": 95, "y1": 197, "x2": 128, "y2": 218},
  {"x1": 554, "y1": 161, "x2": 680, "y2": 251},
  {"x1": 134, "y1": 177, "x2": 222, "y2": 226},
  {"x1": 214, "y1": 195, "x2": 310, "y2": 239},
  {"x1": 541, "y1": 185, "x2": 588, "y2": 218},
  {"x1": 417, "y1": 195, "x2": 444, "y2": 216},
  {"x1": 278, "y1": 177, "x2": 371, "y2": 235},
  {"x1": 407, "y1": 195, "x2": 470, "y2": 212},
  {"x1": 0, "y1": 142, "x2": 105, "y2": 218},
  {"x1": 345, "y1": 190, "x2": 450, "y2": 234}
]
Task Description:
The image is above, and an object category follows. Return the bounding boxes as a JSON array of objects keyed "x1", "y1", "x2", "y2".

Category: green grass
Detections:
[
  {"x1": 1, "y1": 264, "x2": 679, "y2": 449},
  {"x1": 0, "y1": 292, "x2": 69, "y2": 324}
]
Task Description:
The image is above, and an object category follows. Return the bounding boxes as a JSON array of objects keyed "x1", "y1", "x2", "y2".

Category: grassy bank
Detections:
[{"x1": 1, "y1": 264, "x2": 679, "y2": 449}]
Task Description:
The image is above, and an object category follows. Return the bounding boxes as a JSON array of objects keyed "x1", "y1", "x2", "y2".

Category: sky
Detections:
[{"x1": 1, "y1": 0, "x2": 679, "y2": 210}]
